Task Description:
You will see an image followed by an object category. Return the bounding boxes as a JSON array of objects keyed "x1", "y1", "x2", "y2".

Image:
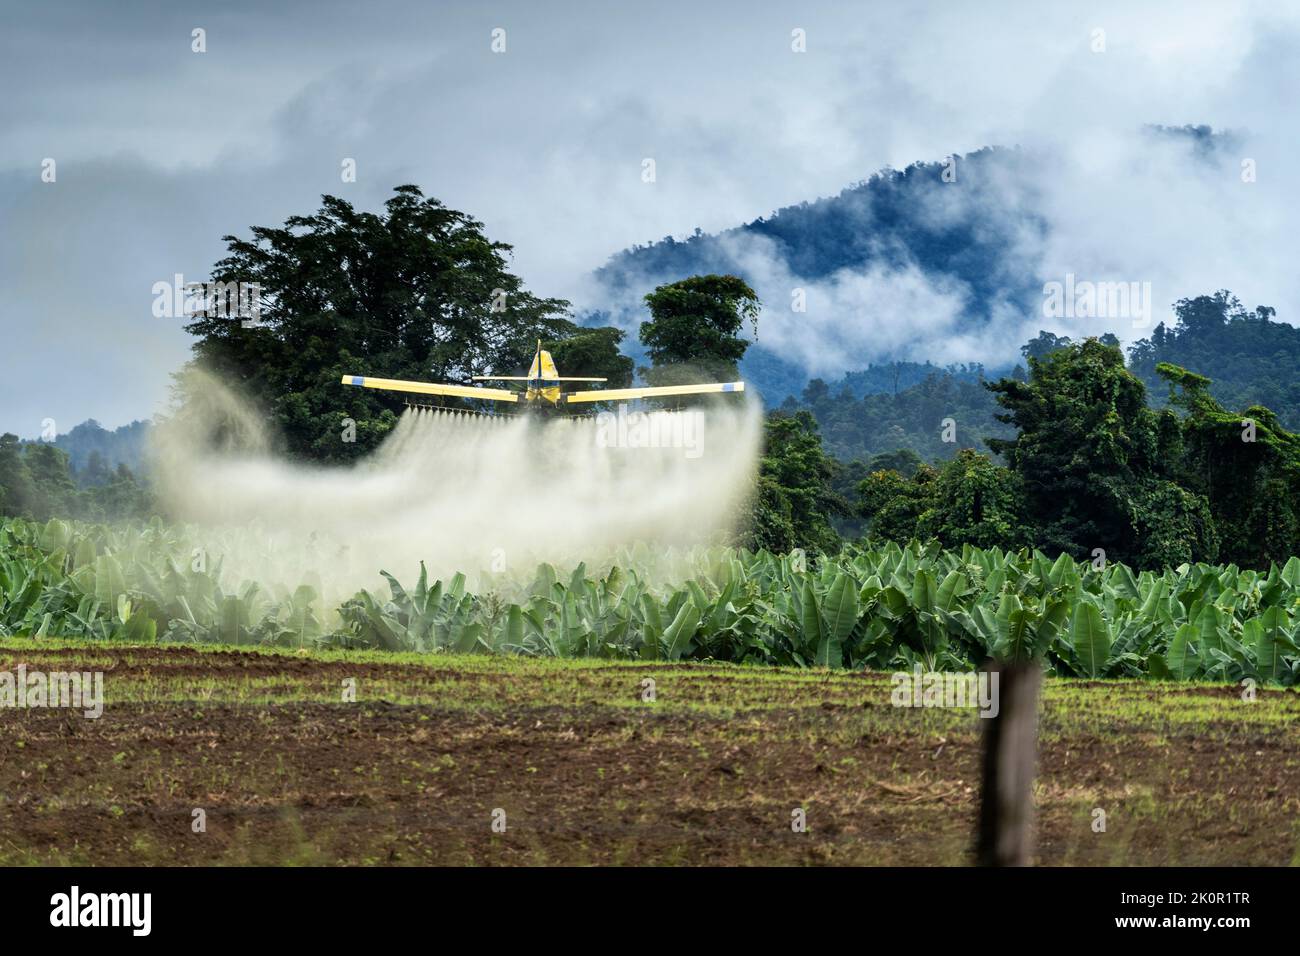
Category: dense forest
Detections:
[
  {"x1": 51, "y1": 419, "x2": 151, "y2": 475},
  {"x1": 0, "y1": 433, "x2": 152, "y2": 522},
  {"x1": 770, "y1": 331, "x2": 1300, "y2": 571},
  {"x1": 1128, "y1": 290, "x2": 1300, "y2": 428},
  {"x1": 782, "y1": 367, "x2": 1011, "y2": 464}
]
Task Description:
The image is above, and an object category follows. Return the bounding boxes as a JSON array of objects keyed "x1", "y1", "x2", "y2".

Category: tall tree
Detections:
[
  {"x1": 83, "y1": 450, "x2": 111, "y2": 487},
  {"x1": 746, "y1": 411, "x2": 847, "y2": 554},
  {"x1": 183, "y1": 186, "x2": 581, "y2": 461},
  {"x1": 639, "y1": 275, "x2": 758, "y2": 388},
  {"x1": 1020, "y1": 330, "x2": 1073, "y2": 362},
  {"x1": 857, "y1": 450, "x2": 1027, "y2": 551}
]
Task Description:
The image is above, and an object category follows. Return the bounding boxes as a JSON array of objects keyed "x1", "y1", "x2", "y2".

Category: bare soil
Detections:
[{"x1": 1, "y1": 644, "x2": 1296, "y2": 865}]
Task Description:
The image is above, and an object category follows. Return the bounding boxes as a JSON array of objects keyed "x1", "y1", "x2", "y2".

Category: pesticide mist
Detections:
[{"x1": 152, "y1": 374, "x2": 763, "y2": 605}]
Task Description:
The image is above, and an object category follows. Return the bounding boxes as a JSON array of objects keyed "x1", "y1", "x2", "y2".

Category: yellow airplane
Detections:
[{"x1": 341, "y1": 340, "x2": 744, "y2": 409}]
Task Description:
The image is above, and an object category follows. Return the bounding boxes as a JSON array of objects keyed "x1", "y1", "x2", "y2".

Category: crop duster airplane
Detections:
[{"x1": 341, "y1": 340, "x2": 744, "y2": 409}]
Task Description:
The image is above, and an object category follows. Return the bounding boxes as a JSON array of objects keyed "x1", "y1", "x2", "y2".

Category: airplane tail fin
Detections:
[
  {"x1": 526, "y1": 340, "x2": 563, "y2": 404},
  {"x1": 527, "y1": 347, "x2": 559, "y2": 383}
]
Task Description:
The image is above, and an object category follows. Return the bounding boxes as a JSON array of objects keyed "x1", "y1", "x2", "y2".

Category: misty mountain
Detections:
[
  {"x1": 586, "y1": 128, "x2": 1239, "y2": 405},
  {"x1": 586, "y1": 145, "x2": 1045, "y2": 402}
]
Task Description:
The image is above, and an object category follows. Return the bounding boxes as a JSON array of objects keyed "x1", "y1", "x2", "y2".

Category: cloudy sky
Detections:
[{"x1": 2, "y1": 0, "x2": 1297, "y2": 434}]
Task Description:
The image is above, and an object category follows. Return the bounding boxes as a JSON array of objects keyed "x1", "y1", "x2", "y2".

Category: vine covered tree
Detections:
[
  {"x1": 985, "y1": 338, "x2": 1217, "y2": 567},
  {"x1": 1158, "y1": 362, "x2": 1300, "y2": 568}
]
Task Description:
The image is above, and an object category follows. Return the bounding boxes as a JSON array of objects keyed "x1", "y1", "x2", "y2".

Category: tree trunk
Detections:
[{"x1": 975, "y1": 661, "x2": 1041, "y2": 866}]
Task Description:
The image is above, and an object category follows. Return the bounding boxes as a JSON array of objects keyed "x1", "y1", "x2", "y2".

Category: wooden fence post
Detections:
[{"x1": 975, "y1": 660, "x2": 1041, "y2": 866}]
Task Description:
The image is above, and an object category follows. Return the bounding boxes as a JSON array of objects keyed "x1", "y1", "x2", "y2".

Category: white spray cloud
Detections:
[{"x1": 151, "y1": 373, "x2": 762, "y2": 603}]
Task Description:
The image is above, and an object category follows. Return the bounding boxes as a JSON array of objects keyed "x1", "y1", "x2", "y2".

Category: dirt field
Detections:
[{"x1": 1, "y1": 641, "x2": 1297, "y2": 865}]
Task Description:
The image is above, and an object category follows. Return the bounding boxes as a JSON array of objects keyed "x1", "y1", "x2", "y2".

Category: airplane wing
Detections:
[
  {"x1": 562, "y1": 381, "x2": 744, "y2": 405},
  {"x1": 340, "y1": 374, "x2": 519, "y2": 403},
  {"x1": 470, "y1": 376, "x2": 607, "y2": 382}
]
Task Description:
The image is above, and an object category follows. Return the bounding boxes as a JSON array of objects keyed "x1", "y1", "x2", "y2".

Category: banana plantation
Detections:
[{"x1": 2, "y1": 516, "x2": 1299, "y2": 684}]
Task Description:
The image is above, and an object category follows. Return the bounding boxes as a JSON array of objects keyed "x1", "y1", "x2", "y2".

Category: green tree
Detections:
[
  {"x1": 866, "y1": 447, "x2": 923, "y2": 478},
  {"x1": 747, "y1": 411, "x2": 846, "y2": 554},
  {"x1": 857, "y1": 464, "x2": 935, "y2": 544},
  {"x1": 86, "y1": 463, "x2": 154, "y2": 522},
  {"x1": 857, "y1": 450, "x2": 1027, "y2": 551},
  {"x1": 184, "y1": 186, "x2": 581, "y2": 461},
  {"x1": 1020, "y1": 330, "x2": 1073, "y2": 361},
  {"x1": 1158, "y1": 362, "x2": 1300, "y2": 568},
  {"x1": 0, "y1": 434, "x2": 35, "y2": 517},
  {"x1": 917, "y1": 450, "x2": 1028, "y2": 549},
  {"x1": 549, "y1": 326, "x2": 634, "y2": 389},
  {"x1": 83, "y1": 449, "x2": 111, "y2": 487},
  {"x1": 986, "y1": 338, "x2": 1216, "y2": 567},
  {"x1": 639, "y1": 275, "x2": 758, "y2": 388},
  {"x1": 21, "y1": 443, "x2": 77, "y2": 521},
  {"x1": 737, "y1": 474, "x2": 797, "y2": 554}
]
